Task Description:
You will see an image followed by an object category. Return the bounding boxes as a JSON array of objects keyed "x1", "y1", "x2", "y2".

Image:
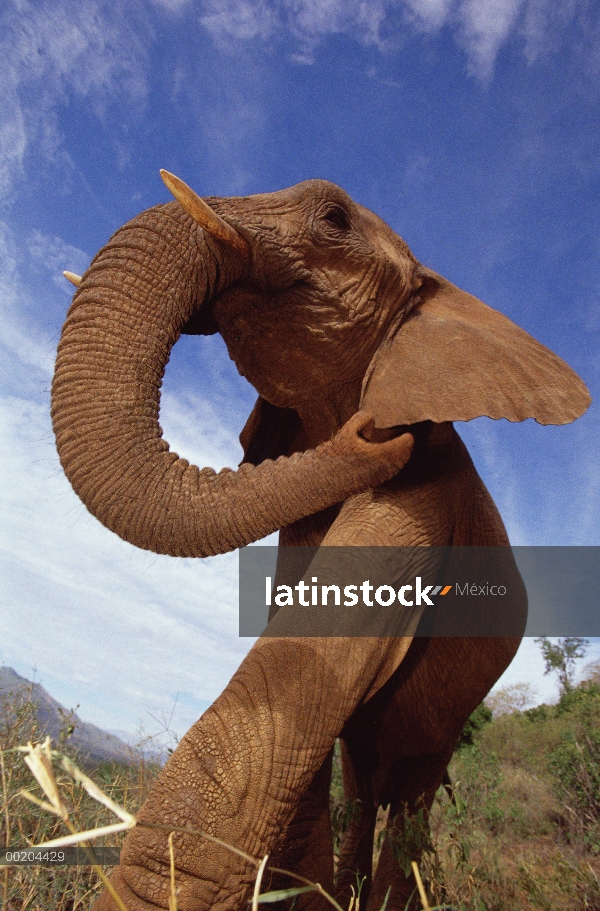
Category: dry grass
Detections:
[
  {"x1": 5, "y1": 683, "x2": 600, "y2": 910},
  {"x1": 2, "y1": 704, "x2": 393, "y2": 911},
  {"x1": 0, "y1": 691, "x2": 160, "y2": 910}
]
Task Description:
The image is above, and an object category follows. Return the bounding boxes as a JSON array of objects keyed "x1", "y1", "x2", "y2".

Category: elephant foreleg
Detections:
[
  {"x1": 334, "y1": 738, "x2": 378, "y2": 911},
  {"x1": 92, "y1": 634, "x2": 413, "y2": 911},
  {"x1": 368, "y1": 753, "x2": 451, "y2": 911},
  {"x1": 267, "y1": 750, "x2": 335, "y2": 910}
]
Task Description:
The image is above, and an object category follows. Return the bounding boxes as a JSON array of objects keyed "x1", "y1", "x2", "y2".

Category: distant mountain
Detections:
[{"x1": 0, "y1": 666, "x2": 134, "y2": 765}]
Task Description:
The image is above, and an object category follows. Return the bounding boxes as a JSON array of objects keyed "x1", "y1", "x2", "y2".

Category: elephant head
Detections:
[{"x1": 52, "y1": 173, "x2": 590, "y2": 557}]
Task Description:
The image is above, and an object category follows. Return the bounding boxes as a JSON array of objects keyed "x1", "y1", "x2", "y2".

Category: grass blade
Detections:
[{"x1": 255, "y1": 886, "x2": 317, "y2": 903}]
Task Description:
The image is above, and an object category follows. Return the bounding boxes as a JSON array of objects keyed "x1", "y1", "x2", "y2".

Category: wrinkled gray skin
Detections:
[{"x1": 51, "y1": 178, "x2": 588, "y2": 910}]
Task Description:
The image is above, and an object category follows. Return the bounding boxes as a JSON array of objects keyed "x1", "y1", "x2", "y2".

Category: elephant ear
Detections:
[
  {"x1": 240, "y1": 397, "x2": 302, "y2": 466},
  {"x1": 361, "y1": 270, "x2": 591, "y2": 428}
]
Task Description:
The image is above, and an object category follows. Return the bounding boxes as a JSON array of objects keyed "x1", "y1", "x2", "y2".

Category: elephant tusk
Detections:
[
  {"x1": 160, "y1": 169, "x2": 250, "y2": 260},
  {"x1": 63, "y1": 271, "x2": 81, "y2": 286}
]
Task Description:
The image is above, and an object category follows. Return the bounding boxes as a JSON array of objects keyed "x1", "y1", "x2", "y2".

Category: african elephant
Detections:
[{"x1": 51, "y1": 172, "x2": 589, "y2": 910}]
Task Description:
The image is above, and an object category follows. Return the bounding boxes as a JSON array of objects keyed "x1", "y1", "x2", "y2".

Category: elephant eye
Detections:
[{"x1": 321, "y1": 205, "x2": 351, "y2": 231}]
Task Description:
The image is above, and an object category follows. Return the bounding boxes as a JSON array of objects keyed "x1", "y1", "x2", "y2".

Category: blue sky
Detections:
[{"x1": 1, "y1": 0, "x2": 599, "y2": 741}]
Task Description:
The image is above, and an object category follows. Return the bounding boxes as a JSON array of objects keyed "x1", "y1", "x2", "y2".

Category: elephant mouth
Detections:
[
  {"x1": 184, "y1": 265, "x2": 317, "y2": 339},
  {"x1": 181, "y1": 301, "x2": 219, "y2": 336}
]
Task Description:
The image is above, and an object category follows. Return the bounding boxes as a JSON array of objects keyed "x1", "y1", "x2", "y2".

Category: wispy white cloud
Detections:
[
  {"x1": 290, "y1": 0, "x2": 389, "y2": 48},
  {"x1": 0, "y1": 222, "x2": 62, "y2": 378},
  {"x1": 0, "y1": 0, "x2": 150, "y2": 201},
  {"x1": 457, "y1": 0, "x2": 525, "y2": 79},
  {"x1": 457, "y1": 419, "x2": 530, "y2": 544},
  {"x1": 520, "y1": 0, "x2": 594, "y2": 65},
  {"x1": 200, "y1": 0, "x2": 391, "y2": 61},
  {"x1": 26, "y1": 230, "x2": 90, "y2": 289},
  {"x1": 196, "y1": 0, "x2": 598, "y2": 80},
  {"x1": 153, "y1": 0, "x2": 193, "y2": 11},
  {"x1": 0, "y1": 0, "x2": 596, "y2": 204},
  {"x1": 201, "y1": 0, "x2": 278, "y2": 42},
  {"x1": 200, "y1": 0, "x2": 389, "y2": 49},
  {"x1": 456, "y1": 412, "x2": 600, "y2": 548},
  {"x1": 160, "y1": 389, "x2": 245, "y2": 471},
  {"x1": 403, "y1": 0, "x2": 452, "y2": 31}
]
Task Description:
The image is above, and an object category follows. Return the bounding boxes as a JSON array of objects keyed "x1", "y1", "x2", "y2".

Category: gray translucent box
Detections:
[
  {"x1": 0, "y1": 847, "x2": 120, "y2": 866},
  {"x1": 238, "y1": 546, "x2": 600, "y2": 638}
]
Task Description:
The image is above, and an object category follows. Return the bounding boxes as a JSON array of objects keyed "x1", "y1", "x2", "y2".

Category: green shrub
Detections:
[
  {"x1": 548, "y1": 699, "x2": 600, "y2": 853},
  {"x1": 524, "y1": 703, "x2": 551, "y2": 723},
  {"x1": 456, "y1": 703, "x2": 493, "y2": 750},
  {"x1": 556, "y1": 681, "x2": 600, "y2": 715}
]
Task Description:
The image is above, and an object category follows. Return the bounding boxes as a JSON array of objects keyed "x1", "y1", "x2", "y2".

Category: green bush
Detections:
[
  {"x1": 548, "y1": 696, "x2": 600, "y2": 853},
  {"x1": 456, "y1": 704, "x2": 493, "y2": 750},
  {"x1": 524, "y1": 703, "x2": 550, "y2": 723}
]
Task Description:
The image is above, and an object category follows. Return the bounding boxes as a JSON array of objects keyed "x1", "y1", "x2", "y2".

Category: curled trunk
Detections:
[{"x1": 52, "y1": 202, "x2": 409, "y2": 558}]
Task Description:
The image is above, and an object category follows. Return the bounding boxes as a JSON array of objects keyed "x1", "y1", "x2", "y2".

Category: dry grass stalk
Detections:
[
  {"x1": 1, "y1": 747, "x2": 9, "y2": 911},
  {"x1": 167, "y1": 831, "x2": 178, "y2": 911},
  {"x1": 252, "y1": 853, "x2": 269, "y2": 911},
  {"x1": 411, "y1": 860, "x2": 430, "y2": 910}
]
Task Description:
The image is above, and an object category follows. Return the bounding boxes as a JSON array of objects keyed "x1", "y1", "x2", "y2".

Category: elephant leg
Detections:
[
  {"x1": 93, "y1": 634, "x2": 414, "y2": 911},
  {"x1": 267, "y1": 749, "x2": 335, "y2": 910},
  {"x1": 368, "y1": 753, "x2": 450, "y2": 911},
  {"x1": 361, "y1": 636, "x2": 520, "y2": 911},
  {"x1": 334, "y1": 738, "x2": 378, "y2": 911}
]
